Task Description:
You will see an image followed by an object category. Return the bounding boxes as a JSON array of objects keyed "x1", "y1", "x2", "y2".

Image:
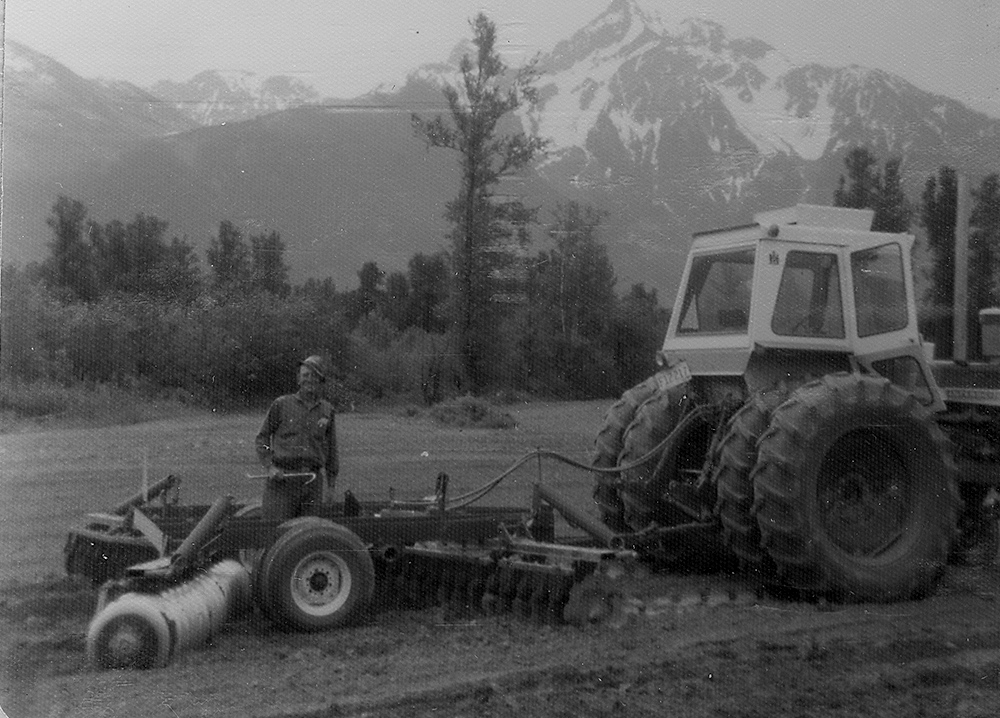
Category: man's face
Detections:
[{"x1": 298, "y1": 365, "x2": 321, "y2": 398}]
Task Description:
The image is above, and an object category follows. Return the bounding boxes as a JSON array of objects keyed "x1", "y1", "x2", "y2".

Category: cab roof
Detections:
[{"x1": 690, "y1": 204, "x2": 893, "y2": 251}]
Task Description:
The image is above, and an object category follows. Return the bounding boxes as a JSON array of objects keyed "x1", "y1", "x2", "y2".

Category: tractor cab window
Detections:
[
  {"x1": 678, "y1": 249, "x2": 755, "y2": 334},
  {"x1": 772, "y1": 251, "x2": 845, "y2": 338},
  {"x1": 852, "y1": 243, "x2": 908, "y2": 337}
]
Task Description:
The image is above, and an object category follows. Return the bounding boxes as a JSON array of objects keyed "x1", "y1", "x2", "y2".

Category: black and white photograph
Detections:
[{"x1": 2, "y1": 1, "x2": 1000, "y2": 715}]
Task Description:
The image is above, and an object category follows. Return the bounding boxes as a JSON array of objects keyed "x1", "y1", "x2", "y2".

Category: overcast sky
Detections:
[{"x1": 5, "y1": 0, "x2": 1000, "y2": 118}]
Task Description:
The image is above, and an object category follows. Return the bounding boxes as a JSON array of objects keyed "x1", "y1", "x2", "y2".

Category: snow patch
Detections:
[{"x1": 717, "y1": 76, "x2": 834, "y2": 160}]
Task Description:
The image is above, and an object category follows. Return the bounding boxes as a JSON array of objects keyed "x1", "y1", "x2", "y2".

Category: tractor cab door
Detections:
[{"x1": 847, "y1": 236, "x2": 946, "y2": 412}]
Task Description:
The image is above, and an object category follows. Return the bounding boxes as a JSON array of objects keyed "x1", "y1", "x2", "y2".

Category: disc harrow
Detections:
[
  {"x1": 65, "y1": 449, "x2": 680, "y2": 670},
  {"x1": 372, "y1": 545, "x2": 581, "y2": 624}
]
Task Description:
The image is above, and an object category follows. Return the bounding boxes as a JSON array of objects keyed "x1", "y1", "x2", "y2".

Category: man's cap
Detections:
[{"x1": 300, "y1": 355, "x2": 327, "y2": 382}]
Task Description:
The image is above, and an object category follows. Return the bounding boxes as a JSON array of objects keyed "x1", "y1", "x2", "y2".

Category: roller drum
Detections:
[{"x1": 86, "y1": 559, "x2": 251, "y2": 670}]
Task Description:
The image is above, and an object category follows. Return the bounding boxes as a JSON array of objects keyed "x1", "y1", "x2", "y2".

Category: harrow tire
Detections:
[
  {"x1": 714, "y1": 388, "x2": 787, "y2": 567},
  {"x1": 592, "y1": 376, "x2": 661, "y2": 531},
  {"x1": 248, "y1": 513, "x2": 330, "y2": 618},
  {"x1": 753, "y1": 373, "x2": 959, "y2": 602},
  {"x1": 258, "y1": 519, "x2": 374, "y2": 631}
]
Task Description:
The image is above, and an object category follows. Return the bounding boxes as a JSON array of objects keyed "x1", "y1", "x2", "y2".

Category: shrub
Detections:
[{"x1": 429, "y1": 395, "x2": 516, "y2": 429}]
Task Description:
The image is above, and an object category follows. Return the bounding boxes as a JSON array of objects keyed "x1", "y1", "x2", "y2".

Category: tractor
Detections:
[{"x1": 592, "y1": 203, "x2": 998, "y2": 602}]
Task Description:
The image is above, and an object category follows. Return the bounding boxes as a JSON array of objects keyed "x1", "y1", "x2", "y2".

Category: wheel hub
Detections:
[
  {"x1": 818, "y1": 433, "x2": 909, "y2": 558},
  {"x1": 292, "y1": 552, "x2": 349, "y2": 612}
]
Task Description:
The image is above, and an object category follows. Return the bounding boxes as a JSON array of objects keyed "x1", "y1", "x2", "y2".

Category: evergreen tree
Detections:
[
  {"x1": 411, "y1": 13, "x2": 547, "y2": 391},
  {"x1": 249, "y1": 230, "x2": 290, "y2": 296},
  {"x1": 874, "y1": 158, "x2": 912, "y2": 233},
  {"x1": 611, "y1": 284, "x2": 669, "y2": 390},
  {"x1": 919, "y1": 168, "x2": 1000, "y2": 358},
  {"x1": 43, "y1": 196, "x2": 99, "y2": 301},
  {"x1": 207, "y1": 220, "x2": 250, "y2": 291},
  {"x1": 347, "y1": 261, "x2": 385, "y2": 325},
  {"x1": 407, "y1": 252, "x2": 450, "y2": 333},
  {"x1": 969, "y1": 174, "x2": 1000, "y2": 353},
  {"x1": 545, "y1": 202, "x2": 616, "y2": 341},
  {"x1": 384, "y1": 271, "x2": 411, "y2": 330},
  {"x1": 155, "y1": 236, "x2": 202, "y2": 302},
  {"x1": 833, "y1": 147, "x2": 911, "y2": 232},
  {"x1": 834, "y1": 147, "x2": 879, "y2": 210},
  {"x1": 921, "y1": 167, "x2": 959, "y2": 307}
]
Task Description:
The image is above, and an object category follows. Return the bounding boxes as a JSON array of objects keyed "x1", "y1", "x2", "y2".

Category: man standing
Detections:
[{"x1": 255, "y1": 355, "x2": 339, "y2": 521}]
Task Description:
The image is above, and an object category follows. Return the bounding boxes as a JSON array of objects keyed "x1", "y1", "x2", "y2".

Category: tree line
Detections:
[
  {"x1": 1, "y1": 13, "x2": 668, "y2": 408},
  {"x1": 832, "y1": 146, "x2": 1000, "y2": 359},
  {"x1": 0, "y1": 191, "x2": 667, "y2": 407}
]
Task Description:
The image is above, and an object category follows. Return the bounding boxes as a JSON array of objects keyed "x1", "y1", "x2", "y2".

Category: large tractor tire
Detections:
[
  {"x1": 617, "y1": 384, "x2": 710, "y2": 532},
  {"x1": 617, "y1": 387, "x2": 687, "y2": 531},
  {"x1": 592, "y1": 377, "x2": 661, "y2": 531},
  {"x1": 714, "y1": 388, "x2": 788, "y2": 567},
  {"x1": 752, "y1": 373, "x2": 959, "y2": 602},
  {"x1": 257, "y1": 519, "x2": 375, "y2": 631}
]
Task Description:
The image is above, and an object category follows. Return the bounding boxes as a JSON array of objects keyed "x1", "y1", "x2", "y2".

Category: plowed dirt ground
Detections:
[{"x1": 2, "y1": 401, "x2": 1000, "y2": 717}]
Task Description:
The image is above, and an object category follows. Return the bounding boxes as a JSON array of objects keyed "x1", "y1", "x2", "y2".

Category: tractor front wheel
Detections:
[{"x1": 752, "y1": 373, "x2": 958, "y2": 602}]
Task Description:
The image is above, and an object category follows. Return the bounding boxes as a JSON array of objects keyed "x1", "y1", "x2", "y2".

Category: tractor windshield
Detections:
[
  {"x1": 678, "y1": 249, "x2": 755, "y2": 334},
  {"x1": 772, "y1": 251, "x2": 845, "y2": 338},
  {"x1": 852, "y1": 243, "x2": 908, "y2": 337}
]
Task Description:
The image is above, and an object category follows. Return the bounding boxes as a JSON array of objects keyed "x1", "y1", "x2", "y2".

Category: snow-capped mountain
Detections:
[
  {"x1": 522, "y1": 0, "x2": 997, "y2": 211},
  {"x1": 3, "y1": 39, "x2": 197, "y2": 146},
  {"x1": 148, "y1": 70, "x2": 322, "y2": 126},
  {"x1": 385, "y1": 0, "x2": 1000, "y2": 287}
]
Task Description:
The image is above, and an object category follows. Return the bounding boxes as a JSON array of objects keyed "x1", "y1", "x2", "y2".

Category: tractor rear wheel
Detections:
[
  {"x1": 592, "y1": 377, "x2": 661, "y2": 531},
  {"x1": 752, "y1": 373, "x2": 958, "y2": 602},
  {"x1": 257, "y1": 519, "x2": 375, "y2": 631},
  {"x1": 714, "y1": 388, "x2": 787, "y2": 567},
  {"x1": 617, "y1": 386, "x2": 688, "y2": 531}
]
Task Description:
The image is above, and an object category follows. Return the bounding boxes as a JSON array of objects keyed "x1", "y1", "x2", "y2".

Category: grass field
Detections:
[{"x1": 0, "y1": 399, "x2": 611, "y2": 586}]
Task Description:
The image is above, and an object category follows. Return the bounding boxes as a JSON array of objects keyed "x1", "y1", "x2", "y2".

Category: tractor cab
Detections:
[{"x1": 659, "y1": 204, "x2": 945, "y2": 411}]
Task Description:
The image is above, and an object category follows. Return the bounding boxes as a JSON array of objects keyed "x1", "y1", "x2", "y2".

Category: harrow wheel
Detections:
[{"x1": 257, "y1": 519, "x2": 374, "y2": 631}]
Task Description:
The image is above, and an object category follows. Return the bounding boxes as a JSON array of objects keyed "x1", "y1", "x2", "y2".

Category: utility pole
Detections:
[{"x1": 953, "y1": 173, "x2": 971, "y2": 363}]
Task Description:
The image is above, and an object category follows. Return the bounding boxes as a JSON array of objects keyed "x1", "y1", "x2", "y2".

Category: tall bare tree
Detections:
[{"x1": 412, "y1": 13, "x2": 547, "y2": 391}]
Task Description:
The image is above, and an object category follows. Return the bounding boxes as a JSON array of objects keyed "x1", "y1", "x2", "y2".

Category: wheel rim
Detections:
[
  {"x1": 289, "y1": 550, "x2": 352, "y2": 616},
  {"x1": 817, "y1": 431, "x2": 911, "y2": 558}
]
